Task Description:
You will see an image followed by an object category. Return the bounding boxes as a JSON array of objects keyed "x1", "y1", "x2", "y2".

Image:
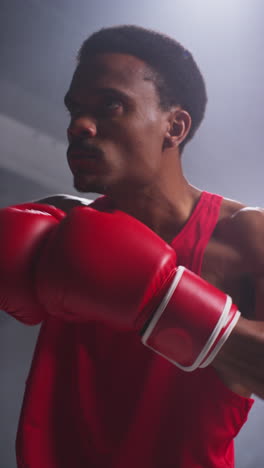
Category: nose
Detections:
[{"x1": 67, "y1": 116, "x2": 97, "y2": 142}]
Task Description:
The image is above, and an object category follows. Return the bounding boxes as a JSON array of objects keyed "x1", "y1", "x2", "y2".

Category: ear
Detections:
[{"x1": 163, "y1": 108, "x2": 192, "y2": 150}]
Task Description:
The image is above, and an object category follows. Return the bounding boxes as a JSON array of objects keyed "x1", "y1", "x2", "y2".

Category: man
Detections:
[{"x1": 2, "y1": 25, "x2": 264, "y2": 467}]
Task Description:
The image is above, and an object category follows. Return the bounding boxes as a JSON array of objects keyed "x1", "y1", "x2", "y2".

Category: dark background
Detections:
[{"x1": 0, "y1": 1, "x2": 264, "y2": 466}]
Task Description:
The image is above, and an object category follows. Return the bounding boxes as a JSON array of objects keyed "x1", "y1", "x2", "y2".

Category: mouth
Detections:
[{"x1": 67, "y1": 145, "x2": 103, "y2": 172}]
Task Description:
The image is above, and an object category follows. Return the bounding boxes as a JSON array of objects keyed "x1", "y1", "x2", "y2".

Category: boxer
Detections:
[{"x1": 2, "y1": 25, "x2": 264, "y2": 468}]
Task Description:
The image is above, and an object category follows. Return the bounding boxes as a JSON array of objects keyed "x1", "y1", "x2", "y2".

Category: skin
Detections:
[{"x1": 37, "y1": 52, "x2": 264, "y2": 399}]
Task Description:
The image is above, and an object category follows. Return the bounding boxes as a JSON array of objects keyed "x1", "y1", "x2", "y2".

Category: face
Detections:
[{"x1": 65, "y1": 53, "x2": 171, "y2": 196}]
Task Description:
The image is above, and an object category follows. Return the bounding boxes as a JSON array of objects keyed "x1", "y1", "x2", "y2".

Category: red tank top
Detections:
[{"x1": 16, "y1": 191, "x2": 254, "y2": 468}]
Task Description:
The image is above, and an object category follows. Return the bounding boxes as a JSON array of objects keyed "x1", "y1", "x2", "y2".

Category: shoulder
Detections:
[{"x1": 216, "y1": 196, "x2": 264, "y2": 274}]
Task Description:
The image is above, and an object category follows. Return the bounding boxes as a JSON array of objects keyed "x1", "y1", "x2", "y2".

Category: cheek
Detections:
[
  {"x1": 135, "y1": 113, "x2": 166, "y2": 152},
  {"x1": 122, "y1": 118, "x2": 164, "y2": 154},
  {"x1": 99, "y1": 114, "x2": 165, "y2": 169},
  {"x1": 130, "y1": 120, "x2": 165, "y2": 165}
]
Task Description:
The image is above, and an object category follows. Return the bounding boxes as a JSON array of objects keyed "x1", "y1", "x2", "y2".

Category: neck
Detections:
[{"x1": 108, "y1": 177, "x2": 202, "y2": 244}]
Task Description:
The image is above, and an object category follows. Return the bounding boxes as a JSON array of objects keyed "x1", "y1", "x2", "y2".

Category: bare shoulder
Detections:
[
  {"x1": 33, "y1": 194, "x2": 94, "y2": 214},
  {"x1": 216, "y1": 196, "x2": 264, "y2": 274}
]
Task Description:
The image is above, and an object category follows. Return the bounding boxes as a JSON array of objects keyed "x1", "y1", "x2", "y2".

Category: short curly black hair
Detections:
[{"x1": 78, "y1": 25, "x2": 207, "y2": 153}]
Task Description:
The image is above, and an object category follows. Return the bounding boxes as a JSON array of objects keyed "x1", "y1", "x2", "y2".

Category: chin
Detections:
[{"x1": 73, "y1": 175, "x2": 107, "y2": 195}]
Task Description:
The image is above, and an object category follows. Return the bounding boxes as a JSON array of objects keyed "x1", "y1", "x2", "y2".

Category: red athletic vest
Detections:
[{"x1": 16, "y1": 191, "x2": 254, "y2": 468}]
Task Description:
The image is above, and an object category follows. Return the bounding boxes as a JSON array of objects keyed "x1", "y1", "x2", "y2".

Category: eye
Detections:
[{"x1": 102, "y1": 96, "x2": 123, "y2": 113}]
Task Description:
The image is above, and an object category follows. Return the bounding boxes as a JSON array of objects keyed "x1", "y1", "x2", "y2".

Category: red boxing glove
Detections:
[
  {"x1": 0, "y1": 203, "x2": 65, "y2": 325},
  {"x1": 36, "y1": 206, "x2": 175, "y2": 327},
  {"x1": 141, "y1": 267, "x2": 240, "y2": 370},
  {"x1": 36, "y1": 206, "x2": 240, "y2": 370}
]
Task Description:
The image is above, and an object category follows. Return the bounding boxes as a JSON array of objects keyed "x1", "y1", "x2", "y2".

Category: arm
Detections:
[
  {"x1": 213, "y1": 316, "x2": 264, "y2": 398},
  {"x1": 33, "y1": 194, "x2": 94, "y2": 214},
  {"x1": 212, "y1": 208, "x2": 264, "y2": 399},
  {"x1": 34, "y1": 203, "x2": 264, "y2": 398}
]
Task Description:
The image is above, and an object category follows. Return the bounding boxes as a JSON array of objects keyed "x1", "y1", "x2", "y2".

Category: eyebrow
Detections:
[{"x1": 64, "y1": 87, "x2": 131, "y2": 109}]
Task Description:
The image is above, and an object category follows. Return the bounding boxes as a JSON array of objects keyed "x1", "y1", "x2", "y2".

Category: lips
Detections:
[
  {"x1": 68, "y1": 157, "x2": 98, "y2": 175},
  {"x1": 68, "y1": 149, "x2": 97, "y2": 160},
  {"x1": 67, "y1": 145, "x2": 103, "y2": 174}
]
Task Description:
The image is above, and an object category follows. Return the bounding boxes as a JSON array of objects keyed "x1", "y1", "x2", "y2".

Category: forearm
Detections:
[
  {"x1": 32, "y1": 194, "x2": 93, "y2": 214},
  {"x1": 213, "y1": 316, "x2": 264, "y2": 399}
]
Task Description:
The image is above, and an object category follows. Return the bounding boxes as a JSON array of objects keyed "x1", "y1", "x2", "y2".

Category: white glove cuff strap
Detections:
[
  {"x1": 141, "y1": 266, "x2": 185, "y2": 345},
  {"x1": 199, "y1": 309, "x2": 241, "y2": 368},
  {"x1": 142, "y1": 266, "x2": 235, "y2": 372}
]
